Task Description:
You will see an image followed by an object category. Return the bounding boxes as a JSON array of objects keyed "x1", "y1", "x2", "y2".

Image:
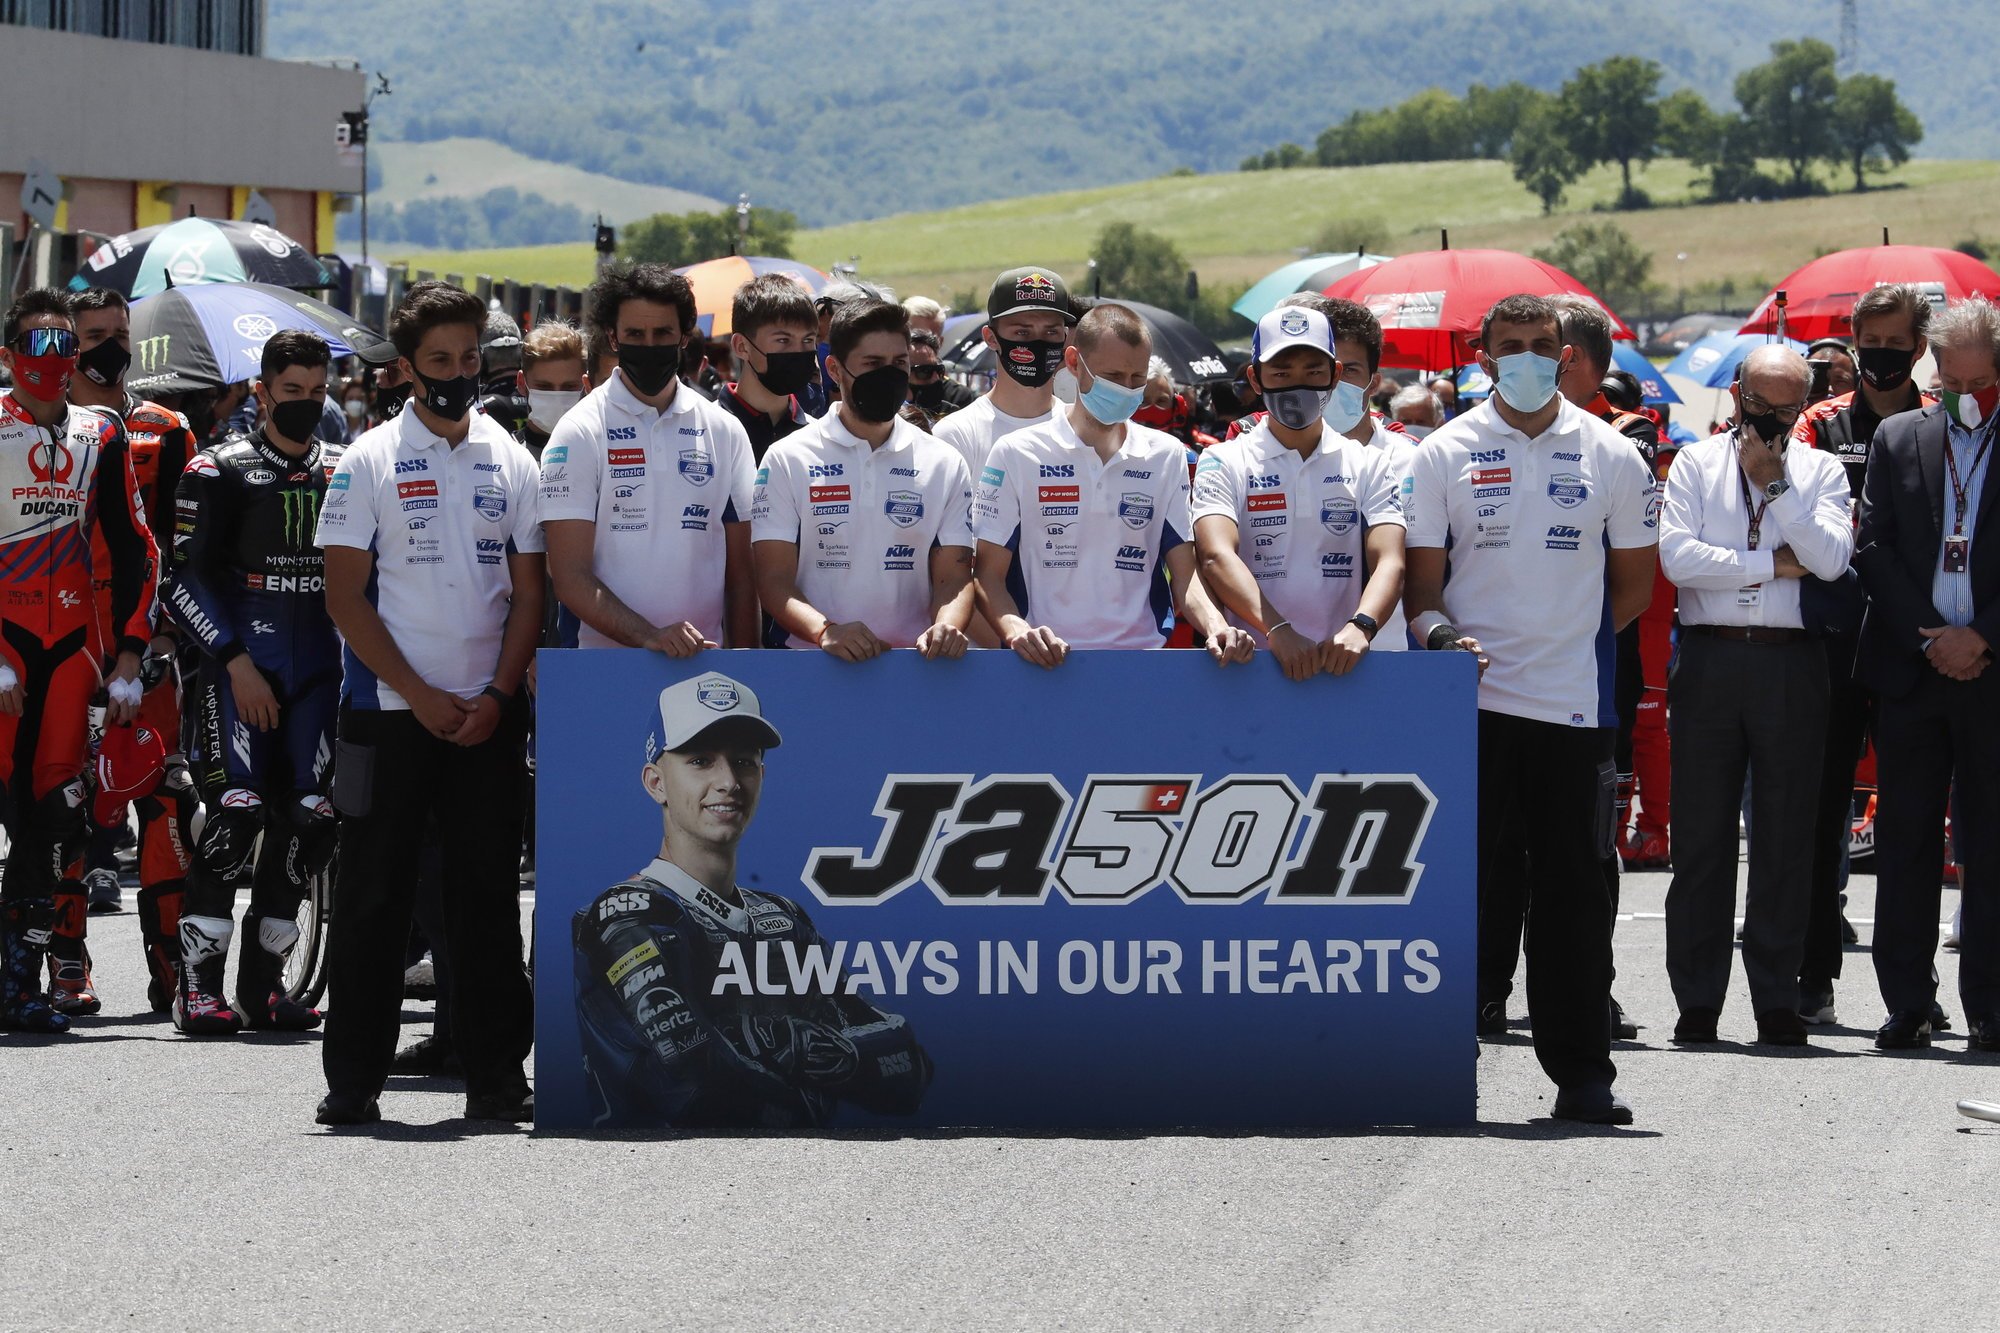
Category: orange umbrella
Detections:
[{"x1": 674, "y1": 256, "x2": 831, "y2": 336}]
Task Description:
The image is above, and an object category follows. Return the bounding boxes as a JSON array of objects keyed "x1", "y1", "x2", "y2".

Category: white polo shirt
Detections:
[
  {"x1": 316, "y1": 409, "x2": 544, "y2": 710},
  {"x1": 933, "y1": 394, "x2": 1051, "y2": 479},
  {"x1": 1406, "y1": 396, "x2": 1657, "y2": 728},
  {"x1": 973, "y1": 411, "x2": 1191, "y2": 650},
  {"x1": 1361, "y1": 417, "x2": 1418, "y2": 650},
  {"x1": 1190, "y1": 420, "x2": 1405, "y2": 643},
  {"x1": 751, "y1": 412, "x2": 975, "y2": 648},
  {"x1": 538, "y1": 371, "x2": 755, "y2": 647}
]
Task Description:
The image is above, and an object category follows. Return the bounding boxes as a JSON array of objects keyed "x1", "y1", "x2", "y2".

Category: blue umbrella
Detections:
[
  {"x1": 1662, "y1": 332, "x2": 1808, "y2": 390},
  {"x1": 1455, "y1": 365, "x2": 1492, "y2": 399},
  {"x1": 1231, "y1": 252, "x2": 1391, "y2": 323},
  {"x1": 127, "y1": 281, "x2": 396, "y2": 395},
  {"x1": 1611, "y1": 342, "x2": 1680, "y2": 404}
]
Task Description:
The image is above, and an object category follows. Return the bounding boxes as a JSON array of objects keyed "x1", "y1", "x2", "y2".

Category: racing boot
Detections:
[
  {"x1": 174, "y1": 915, "x2": 243, "y2": 1036},
  {"x1": 1, "y1": 900, "x2": 71, "y2": 1034},
  {"x1": 237, "y1": 914, "x2": 321, "y2": 1032},
  {"x1": 1617, "y1": 826, "x2": 1670, "y2": 871},
  {"x1": 136, "y1": 883, "x2": 185, "y2": 1014},
  {"x1": 45, "y1": 888, "x2": 102, "y2": 1015}
]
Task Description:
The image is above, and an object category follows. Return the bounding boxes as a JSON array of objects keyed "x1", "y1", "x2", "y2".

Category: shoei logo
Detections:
[
  {"x1": 803, "y1": 773, "x2": 1436, "y2": 907},
  {"x1": 695, "y1": 679, "x2": 740, "y2": 712}
]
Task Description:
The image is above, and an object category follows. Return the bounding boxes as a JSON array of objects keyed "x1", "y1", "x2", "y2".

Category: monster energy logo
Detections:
[
  {"x1": 281, "y1": 488, "x2": 321, "y2": 549},
  {"x1": 134, "y1": 335, "x2": 171, "y2": 373}
]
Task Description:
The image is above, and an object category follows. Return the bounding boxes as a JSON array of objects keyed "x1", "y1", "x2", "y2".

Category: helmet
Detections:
[{"x1": 94, "y1": 721, "x2": 169, "y2": 826}]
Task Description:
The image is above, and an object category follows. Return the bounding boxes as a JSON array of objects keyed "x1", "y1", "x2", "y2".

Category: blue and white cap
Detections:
[
  {"x1": 643, "y1": 673, "x2": 783, "y2": 763},
  {"x1": 1252, "y1": 306, "x2": 1337, "y2": 365}
]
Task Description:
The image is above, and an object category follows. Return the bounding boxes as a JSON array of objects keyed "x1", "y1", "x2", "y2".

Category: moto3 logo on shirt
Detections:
[{"x1": 803, "y1": 773, "x2": 1437, "y2": 907}]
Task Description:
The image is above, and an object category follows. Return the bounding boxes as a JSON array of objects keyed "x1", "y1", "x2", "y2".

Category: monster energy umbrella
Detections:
[
  {"x1": 70, "y1": 217, "x2": 332, "y2": 299},
  {"x1": 127, "y1": 281, "x2": 397, "y2": 395}
]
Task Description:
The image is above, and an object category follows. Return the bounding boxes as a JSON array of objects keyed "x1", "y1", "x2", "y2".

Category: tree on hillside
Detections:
[
  {"x1": 620, "y1": 206, "x2": 798, "y2": 266},
  {"x1": 1561, "y1": 55, "x2": 1663, "y2": 206},
  {"x1": 1509, "y1": 103, "x2": 1584, "y2": 215},
  {"x1": 1657, "y1": 88, "x2": 1720, "y2": 162},
  {"x1": 1463, "y1": 82, "x2": 1549, "y2": 158},
  {"x1": 1090, "y1": 222, "x2": 1189, "y2": 310},
  {"x1": 1735, "y1": 39, "x2": 1839, "y2": 194},
  {"x1": 1533, "y1": 222, "x2": 1655, "y2": 318},
  {"x1": 1828, "y1": 73, "x2": 1923, "y2": 192}
]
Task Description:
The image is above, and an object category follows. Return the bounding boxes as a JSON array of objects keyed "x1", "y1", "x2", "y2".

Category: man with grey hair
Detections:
[
  {"x1": 1659, "y1": 344, "x2": 1854, "y2": 1045},
  {"x1": 1389, "y1": 384, "x2": 1442, "y2": 436},
  {"x1": 1855, "y1": 295, "x2": 2000, "y2": 1053},
  {"x1": 901, "y1": 295, "x2": 946, "y2": 339}
]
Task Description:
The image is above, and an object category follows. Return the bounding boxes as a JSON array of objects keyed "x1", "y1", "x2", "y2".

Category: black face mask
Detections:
[
  {"x1": 617, "y1": 341, "x2": 682, "y2": 397},
  {"x1": 752, "y1": 348, "x2": 818, "y2": 398},
  {"x1": 412, "y1": 368, "x2": 481, "y2": 422},
  {"x1": 78, "y1": 337, "x2": 131, "y2": 388},
  {"x1": 910, "y1": 378, "x2": 947, "y2": 411},
  {"x1": 374, "y1": 383, "x2": 411, "y2": 420},
  {"x1": 1739, "y1": 409, "x2": 1793, "y2": 443},
  {"x1": 268, "y1": 397, "x2": 324, "y2": 445},
  {"x1": 843, "y1": 364, "x2": 911, "y2": 423},
  {"x1": 993, "y1": 335, "x2": 1065, "y2": 389},
  {"x1": 1856, "y1": 345, "x2": 1916, "y2": 392}
]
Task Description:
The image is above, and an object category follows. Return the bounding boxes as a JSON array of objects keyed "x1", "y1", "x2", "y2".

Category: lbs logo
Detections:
[{"x1": 803, "y1": 773, "x2": 1435, "y2": 906}]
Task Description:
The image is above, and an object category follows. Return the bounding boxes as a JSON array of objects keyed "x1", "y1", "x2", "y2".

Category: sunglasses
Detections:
[
  {"x1": 909, "y1": 364, "x2": 943, "y2": 382},
  {"x1": 11, "y1": 327, "x2": 77, "y2": 357}
]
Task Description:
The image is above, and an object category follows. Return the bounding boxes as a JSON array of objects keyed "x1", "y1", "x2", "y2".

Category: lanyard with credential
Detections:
[
  {"x1": 1944, "y1": 425, "x2": 1995, "y2": 539},
  {"x1": 1736, "y1": 466, "x2": 1772, "y2": 551}
]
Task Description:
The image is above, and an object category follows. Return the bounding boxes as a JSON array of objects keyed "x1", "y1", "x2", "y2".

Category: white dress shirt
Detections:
[{"x1": 1658, "y1": 428, "x2": 1854, "y2": 628}]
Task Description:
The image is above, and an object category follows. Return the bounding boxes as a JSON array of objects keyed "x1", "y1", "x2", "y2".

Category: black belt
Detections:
[{"x1": 1684, "y1": 624, "x2": 1810, "y2": 645}]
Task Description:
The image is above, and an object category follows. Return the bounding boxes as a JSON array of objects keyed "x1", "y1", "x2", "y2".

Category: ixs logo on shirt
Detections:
[{"x1": 801, "y1": 773, "x2": 1436, "y2": 907}]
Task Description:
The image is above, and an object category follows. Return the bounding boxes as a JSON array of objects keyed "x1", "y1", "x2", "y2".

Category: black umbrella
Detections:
[
  {"x1": 943, "y1": 300, "x2": 1234, "y2": 384},
  {"x1": 127, "y1": 281, "x2": 397, "y2": 395},
  {"x1": 70, "y1": 217, "x2": 331, "y2": 299}
]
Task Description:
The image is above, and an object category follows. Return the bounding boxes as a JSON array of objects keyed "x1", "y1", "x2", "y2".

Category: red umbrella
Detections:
[
  {"x1": 1739, "y1": 244, "x2": 2000, "y2": 341},
  {"x1": 1321, "y1": 247, "x2": 1635, "y2": 370}
]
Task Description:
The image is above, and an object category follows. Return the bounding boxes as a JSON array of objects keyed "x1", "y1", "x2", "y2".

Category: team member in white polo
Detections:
[
  {"x1": 1404, "y1": 292, "x2": 1657, "y2": 1126},
  {"x1": 751, "y1": 299, "x2": 976, "y2": 659},
  {"x1": 314, "y1": 281, "x2": 544, "y2": 1127},
  {"x1": 973, "y1": 302, "x2": 1251, "y2": 667},
  {"x1": 541, "y1": 263, "x2": 757, "y2": 654},
  {"x1": 1193, "y1": 306, "x2": 1406, "y2": 680},
  {"x1": 934, "y1": 266, "x2": 1074, "y2": 480}
]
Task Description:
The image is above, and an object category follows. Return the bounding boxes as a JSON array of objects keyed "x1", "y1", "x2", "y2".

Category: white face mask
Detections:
[
  {"x1": 527, "y1": 388, "x2": 583, "y2": 433},
  {"x1": 1050, "y1": 366, "x2": 1078, "y2": 404}
]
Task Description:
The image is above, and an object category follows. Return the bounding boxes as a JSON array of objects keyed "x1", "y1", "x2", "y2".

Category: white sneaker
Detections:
[
  {"x1": 1800, "y1": 988, "x2": 1838, "y2": 1025},
  {"x1": 1945, "y1": 906, "x2": 1962, "y2": 950}
]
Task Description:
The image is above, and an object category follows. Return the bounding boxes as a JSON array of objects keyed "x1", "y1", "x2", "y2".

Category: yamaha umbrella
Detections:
[
  {"x1": 1740, "y1": 243, "x2": 2000, "y2": 341},
  {"x1": 943, "y1": 300, "x2": 1232, "y2": 384},
  {"x1": 1660, "y1": 331, "x2": 1808, "y2": 390},
  {"x1": 71, "y1": 217, "x2": 331, "y2": 299},
  {"x1": 1611, "y1": 342, "x2": 1681, "y2": 405},
  {"x1": 127, "y1": 282, "x2": 397, "y2": 395},
  {"x1": 673, "y1": 256, "x2": 830, "y2": 336},
  {"x1": 1231, "y1": 252, "x2": 1390, "y2": 323},
  {"x1": 1323, "y1": 247, "x2": 1636, "y2": 370}
]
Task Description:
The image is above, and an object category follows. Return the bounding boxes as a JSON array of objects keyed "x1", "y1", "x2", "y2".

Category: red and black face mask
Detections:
[
  {"x1": 1134, "y1": 393, "x2": 1188, "y2": 431},
  {"x1": 8, "y1": 326, "x2": 79, "y2": 402}
]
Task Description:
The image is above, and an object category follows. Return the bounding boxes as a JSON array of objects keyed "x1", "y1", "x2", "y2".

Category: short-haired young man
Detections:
[
  {"x1": 542, "y1": 264, "x2": 758, "y2": 658},
  {"x1": 934, "y1": 267, "x2": 1074, "y2": 479},
  {"x1": 973, "y1": 303, "x2": 1251, "y2": 667},
  {"x1": 520, "y1": 320, "x2": 589, "y2": 459},
  {"x1": 0, "y1": 290, "x2": 156, "y2": 1032},
  {"x1": 752, "y1": 300, "x2": 976, "y2": 661},
  {"x1": 315, "y1": 281, "x2": 544, "y2": 1125},
  {"x1": 169, "y1": 330, "x2": 341, "y2": 1035},
  {"x1": 715, "y1": 274, "x2": 816, "y2": 461}
]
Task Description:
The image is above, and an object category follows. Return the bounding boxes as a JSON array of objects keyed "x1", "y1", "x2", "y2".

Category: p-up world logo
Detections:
[{"x1": 803, "y1": 773, "x2": 1436, "y2": 906}]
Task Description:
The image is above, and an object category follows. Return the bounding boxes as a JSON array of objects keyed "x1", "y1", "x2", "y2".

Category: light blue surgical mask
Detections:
[
  {"x1": 1077, "y1": 359, "x2": 1145, "y2": 425},
  {"x1": 1322, "y1": 379, "x2": 1367, "y2": 433},
  {"x1": 1490, "y1": 350, "x2": 1562, "y2": 413}
]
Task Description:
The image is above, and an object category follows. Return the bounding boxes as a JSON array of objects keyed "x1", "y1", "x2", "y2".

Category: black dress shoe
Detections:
[
  {"x1": 1552, "y1": 1085, "x2": 1634, "y2": 1125},
  {"x1": 1874, "y1": 1010, "x2": 1933, "y2": 1049},
  {"x1": 1931, "y1": 1000, "x2": 1953, "y2": 1032},
  {"x1": 464, "y1": 1086, "x2": 534, "y2": 1123},
  {"x1": 391, "y1": 1034, "x2": 463, "y2": 1076},
  {"x1": 1755, "y1": 1008, "x2": 1808, "y2": 1045},
  {"x1": 1968, "y1": 1016, "x2": 2000, "y2": 1053},
  {"x1": 1674, "y1": 1007, "x2": 1720, "y2": 1043},
  {"x1": 315, "y1": 1092, "x2": 381, "y2": 1126},
  {"x1": 1476, "y1": 1000, "x2": 1508, "y2": 1036},
  {"x1": 1611, "y1": 997, "x2": 1638, "y2": 1040}
]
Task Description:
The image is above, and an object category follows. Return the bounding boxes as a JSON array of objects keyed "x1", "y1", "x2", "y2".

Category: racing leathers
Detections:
[
  {"x1": 573, "y1": 861, "x2": 933, "y2": 1129},
  {"x1": 0, "y1": 392, "x2": 155, "y2": 1032},
  {"x1": 168, "y1": 428, "x2": 336, "y2": 1033}
]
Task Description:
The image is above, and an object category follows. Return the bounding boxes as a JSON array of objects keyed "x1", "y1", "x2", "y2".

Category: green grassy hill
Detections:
[
  {"x1": 369, "y1": 138, "x2": 721, "y2": 224},
  {"x1": 383, "y1": 156, "x2": 2000, "y2": 320}
]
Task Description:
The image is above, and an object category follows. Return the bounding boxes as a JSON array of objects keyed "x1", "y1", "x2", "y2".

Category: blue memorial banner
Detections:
[{"x1": 534, "y1": 649, "x2": 1478, "y2": 1131}]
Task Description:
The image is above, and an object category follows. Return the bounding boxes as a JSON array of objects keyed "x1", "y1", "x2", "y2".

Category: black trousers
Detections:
[
  {"x1": 1872, "y1": 668, "x2": 2000, "y2": 1020},
  {"x1": 1665, "y1": 634, "x2": 1828, "y2": 1016},
  {"x1": 1476, "y1": 710, "x2": 1617, "y2": 1090},
  {"x1": 322, "y1": 703, "x2": 532, "y2": 1101},
  {"x1": 1802, "y1": 657, "x2": 1871, "y2": 992}
]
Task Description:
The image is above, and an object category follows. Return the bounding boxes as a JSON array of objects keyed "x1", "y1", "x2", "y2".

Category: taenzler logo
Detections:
[
  {"x1": 280, "y1": 488, "x2": 321, "y2": 550},
  {"x1": 802, "y1": 773, "x2": 1435, "y2": 906}
]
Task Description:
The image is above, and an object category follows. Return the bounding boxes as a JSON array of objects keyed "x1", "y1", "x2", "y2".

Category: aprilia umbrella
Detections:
[
  {"x1": 673, "y1": 256, "x2": 831, "y2": 337},
  {"x1": 1231, "y1": 252, "x2": 1390, "y2": 323},
  {"x1": 1739, "y1": 244, "x2": 2000, "y2": 341},
  {"x1": 1322, "y1": 247, "x2": 1635, "y2": 370},
  {"x1": 943, "y1": 300, "x2": 1233, "y2": 384},
  {"x1": 71, "y1": 217, "x2": 331, "y2": 299},
  {"x1": 127, "y1": 281, "x2": 397, "y2": 395}
]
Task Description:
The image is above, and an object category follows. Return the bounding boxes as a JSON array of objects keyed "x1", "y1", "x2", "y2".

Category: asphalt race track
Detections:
[{"x1": 2, "y1": 866, "x2": 1991, "y2": 1330}]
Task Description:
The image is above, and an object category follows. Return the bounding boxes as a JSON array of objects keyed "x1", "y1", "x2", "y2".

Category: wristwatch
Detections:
[
  {"x1": 1764, "y1": 478, "x2": 1792, "y2": 502},
  {"x1": 1347, "y1": 612, "x2": 1380, "y2": 640}
]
